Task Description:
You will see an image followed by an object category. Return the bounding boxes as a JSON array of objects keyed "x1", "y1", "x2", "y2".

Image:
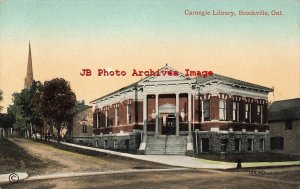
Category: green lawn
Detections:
[{"x1": 0, "y1": 138, "x2": 48, "y2": 174}]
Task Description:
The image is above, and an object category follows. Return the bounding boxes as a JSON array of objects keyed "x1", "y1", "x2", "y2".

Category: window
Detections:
[
  {"x1": 271, "y1": 137, "x2": 284, "y2": 150},
  {"x1": 203, "y1": 100, "x2": 210, "y2": 121},
  {"x1": 104, "y1": 140, "x2": 108, "y2": 148},
  {"x1": 247, "y1": 139, "x2": 254, "y2": 152},
  {"x1": 95, "y1": 140, "x2": 99, "y2": 147},
  {"x1": 257, "y1": 104, "x2": 263, "y2": 124},
  {"x1": 201, "y1": 138, "x2": 209, "y2": 152},
  {"x1": 105, "y1": 111, "x2": 108, "y2": 127},
  {"x1": 235, "y1": 139, "x2": 241, "y2": 152},
  {"x1": 113, "y1": 140, "x2": 117, "y2": 149},
  {"x1": 115, "y1": 107, "x2": 119, "y2": 126},
  {"x1": 245, "y1": 103, "x2": 251, "y2": 123},
  {"x1": 127, "y1": 104, "x2": 132, "y2": 124},
  {"x1": 82, "y1": 125, "x2": 87, "y2": 133},
  {"x1": 259, "y1": 139, "x2": 265, "y2": 152},
  {"x1": 233, "y1": 102, "x2": 239, "y2": 122},
  {"x1": 221, "y1": 139, "x2": 228, "y2": 152},
  {"x1": 219, "y1": 99, "x2": 226, "y2": 121},
  {"x1": 96, "y1": 113, "x2": 99, "y2": 128},
  {"x1": 125, "y1": 139, "x2": 130, "y2": 151},
  {"x1": 285, "y1": 120, "x2": 292, "y2": 130}
]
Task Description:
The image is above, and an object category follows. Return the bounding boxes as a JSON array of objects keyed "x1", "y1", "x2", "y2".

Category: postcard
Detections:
[{"x1": 0, "y1": 1, "x2": 299, "y2": 189}]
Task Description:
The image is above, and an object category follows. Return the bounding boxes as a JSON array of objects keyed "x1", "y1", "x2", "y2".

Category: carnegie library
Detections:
[{"x1": 90, "y1": 65, "x2": 273, "y2": 155}]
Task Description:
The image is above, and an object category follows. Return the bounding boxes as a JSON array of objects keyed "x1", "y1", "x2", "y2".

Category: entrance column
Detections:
[
  {"x1": 187, "y1": 92, "x2": 194, "y2": 153},
  {"x1": 188, "y1": 93, "x2": 192, "y2": 136},
  {"x1": 143, "y1": 94, "x2": 147, "y2": 137},
  {"x1": 139, "y1": 94, "x2": 147, "y2": 152},
  {"x1": 155, "y1": 94, "x2": 159, "y2": 136},
  {"x1": 176, "y1": 93, "x2": 179, "y2": 136},
  {"x1": 201, "y1": 99, "x2": 204, "y2": 122}
]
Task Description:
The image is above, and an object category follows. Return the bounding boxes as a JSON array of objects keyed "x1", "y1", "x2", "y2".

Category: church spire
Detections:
[{"x1": 24, "y1": 41, "x2": 34, "y2": 89}]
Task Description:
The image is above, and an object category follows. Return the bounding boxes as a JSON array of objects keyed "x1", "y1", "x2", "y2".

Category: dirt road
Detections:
[{"x1": 8, "y1": 138, "x2": 170, "y2": 175}]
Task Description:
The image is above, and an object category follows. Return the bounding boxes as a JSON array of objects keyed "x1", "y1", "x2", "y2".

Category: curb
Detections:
[{"x1": 26, "y1": 168, "x2": 189, "y2": 181}]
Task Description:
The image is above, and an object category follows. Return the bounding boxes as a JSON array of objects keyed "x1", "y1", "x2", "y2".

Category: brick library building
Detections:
[{"x1": 90, "y1": 65, "x2": 273, "y2": 155}]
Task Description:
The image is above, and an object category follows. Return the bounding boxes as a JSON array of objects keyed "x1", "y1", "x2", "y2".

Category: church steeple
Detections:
[{"x1": 24, "y1": 41, "x2": 34, "y2": 89}]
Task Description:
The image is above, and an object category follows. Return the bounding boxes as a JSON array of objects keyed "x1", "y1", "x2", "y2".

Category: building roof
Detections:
[
  {"x1": 269, "y1": 98, "x2": 300, "y2": 122},
  {"x1": 90, "y1": 81, "x2": 139, "y2": 104},
  {"x1": 76, "y1": 100, "x2": 92, "y2": 113},
  {"x1": 90, "y1": 65, "x2": 273, "y2": 104},
  {"x1": 195, "y1": 74, "x2": 273, "y2": 92}
]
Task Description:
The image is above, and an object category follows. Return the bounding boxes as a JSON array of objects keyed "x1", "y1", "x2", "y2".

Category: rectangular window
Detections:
[
  {"x1": 201, "y1": 138, "x2": 209, "y2": 153},
  {"x1": 105, "y1": 111, "x2": 108, "y2": 127},
  {"x1": 219, "y1": 99, "x2": 226, "y2": 121},
  {"x1": 203, "y1": 100, "x2": 210, "y2": 121},
  {"x1": 257, "y1": 104, "x2": 263, "y2": 124},
  {"x1": 233, "y1": 102, "x2": 239, "y2": 122},
  {"x1": 125, "y1": 139, "x2": 130, "y2": 151},
  {"x1": 245, "y1": 103, "x2": 251, "y2": 123},
  {"x1": 96, "y1": 113, "x2": 99, "y2": 128},
  {"x1": 104, "y1": 140, "x2": 108, "y2": 148},
  {"x1": 247, "y1": 139, "x2": 254, "y2": 152},
  {"x1": 113, "y1": 140, "x2": 117, "y2": 149},
  {"x1": 115, "y1": 107, "x2": 119, "y2": 126},
  {"x1": 127, "y1": 104, "x2": 131, "y2": 124},
  {"x1": 235, "y1": 139, "x2": 241, "y2": 152},
  {"x1": 221, "y1": 139, "x2": 228, "y2": 153},
  {"x1": 82, "y1": 125, "x2": 87, "y2": 133},
  {"x1": 259, "y1": 139, "x2": 265, "y2": 152},
  {"x1": 285, "y1": 120, "x2": 292, "y2": 130}
]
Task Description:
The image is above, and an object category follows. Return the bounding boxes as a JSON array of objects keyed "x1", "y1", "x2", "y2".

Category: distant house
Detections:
[
  {"x1": 0, "y1": 113, "x2": 13, "y2": 138},
  {"x1": 0, "y1": 126, "x2": 6, "y2": 138},
  {"x1": 269, "y1": 98, "x2": 300, "y2": 156},
  {"x1": 72, "y1": 101, "x2": 93, "y2": 146}
]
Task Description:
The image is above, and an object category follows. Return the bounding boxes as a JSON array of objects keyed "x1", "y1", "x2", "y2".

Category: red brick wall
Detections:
[
  {"x1": 119, "y1": 103, "x2": 127, "y2": 125},
  {"x1": 263, "y1": 103, "x2": 268, "y2": 124},
  {"x1": 147, "y1": 95, "x2": 155, "y2": 122},
  {"x1": 179, "y1": 94, "x2": 187, "y2": 122},
  {"x1": 195, "y1": 98, "x2": 200, "y2": 122},
  {"x1": 226, "y1": 98, "x2": 233, "y2": 121},
  {"x1": 108, "y1": 107, "x2": 114, "y2": 126},
  {"x1": 210, "y1": 96, "x2": 219, "y2": 120},
  {"x1": 159, "y1": 94, "x2": 176, "y2": 106},
  {"x1": 132, "y1": 101, "x2": 143, "y2": 123},
  {"x1": 239, "y1": 100, "x2": 245, "y2": 122},
  {"x1": 251, "y1": 102, "x2": 257, "y2": 123}
]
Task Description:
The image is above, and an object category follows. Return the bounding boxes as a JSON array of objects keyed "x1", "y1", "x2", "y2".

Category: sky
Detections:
[{"x1": 0, "y1": 0, "x2": 299, "y2": 112}]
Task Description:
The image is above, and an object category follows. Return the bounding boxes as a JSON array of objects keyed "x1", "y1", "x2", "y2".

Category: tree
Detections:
[
  {"x1": 25, "y1": 81, "x2": 44, "y2": 139},
  {"x1": 8, "y1": 81, "x2": 44, "y2": 138},
  {"x1": 0, "y1": 90, "x2": 3, "y2": 112},
  {"x1": 0, "y1": 112, "x2": 14, "y2": 130},
  {"x1": 39, "y1": 78, "x2": 76, "y2": 143},
  {"x1": 8, "y1": 92, "x2": 29, "y2": 137}
]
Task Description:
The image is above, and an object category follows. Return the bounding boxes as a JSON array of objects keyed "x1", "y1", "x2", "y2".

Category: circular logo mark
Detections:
[{"x1": 9, "y1": 173, "x2": 19, "y2": 183}]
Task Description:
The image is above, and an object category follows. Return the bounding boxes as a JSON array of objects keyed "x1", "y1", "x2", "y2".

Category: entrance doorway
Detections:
[{"x1": 161, "y1": 114, "x2": 176, "y2": 135}]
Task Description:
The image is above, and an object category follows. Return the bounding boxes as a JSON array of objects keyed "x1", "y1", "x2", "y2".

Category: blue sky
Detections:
[{"x1": 0, "y1": 0, "x2": 299, "y2": 42}]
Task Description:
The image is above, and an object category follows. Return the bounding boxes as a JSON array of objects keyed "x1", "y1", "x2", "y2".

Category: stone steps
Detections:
[{"x1": 145, "y1": 135, "x2": 186, "y2": 155}]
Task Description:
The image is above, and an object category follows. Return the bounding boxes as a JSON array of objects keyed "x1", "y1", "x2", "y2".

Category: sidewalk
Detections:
[
  {"x1": 49, "y1": 140, "x2": 300, "y2": 169},
  {"x1": 0, "y1": 172, "x2": 28, "y2": 185}
]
